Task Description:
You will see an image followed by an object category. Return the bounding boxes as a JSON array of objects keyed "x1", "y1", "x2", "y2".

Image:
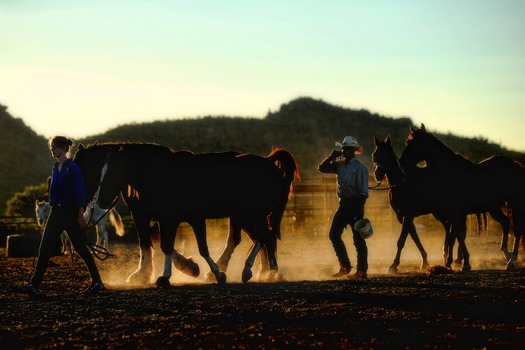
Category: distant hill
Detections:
[
  {"x1": 0, "y1": 105, "x2": 52, "y2": 214},
  {"x1": 79, "y1": 97, "x2": 525, "y2": 177},
  {"x1": 1, "y1": 97, "x2": 524, "y2": 215}
]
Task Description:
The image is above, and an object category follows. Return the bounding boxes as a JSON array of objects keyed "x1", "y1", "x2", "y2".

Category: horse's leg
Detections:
[
  {"x1": 454, "y1": 217, "x2": 471, "y2": 272},
  {"x1": 190, "y1": 219, "x2": 226, "y2": 284},
  {"x1": 126, "y1": 213, "x2": 155, "y2": 284},
  {"x1": 257, "y1": 242, "x2": 271, "y2": 280},
  {"x1": 388, "y1": 217, "x2": 411, "y2": 273},
  {"x1": 453, "y1": 218, "x2": 463, "y2": 268},
  {"x1": 156, "y1": 221, "x2": 180, "y2": 287},
  {"x1": 490, "y1": 207, "x2": 512, "y2": 261},
  {"x1": 406, "y1": 222, "x2": 429, "y2": 270},
  {"x1": 95, "y1": 224, "x2": 103, "y2": 247},
  {"x1": 242, "y1": 240, "x2": 262, "y2": 283},
  {"x1": 454, "y1": 217, "x2": 464, "y2": 267},
  {"x1": 97, "y1": 222, "x2": 109, "y2": 251},
  {"x1": 262, "y1": 234, "x2": 278, "y2": 281},
  {"x1": 444, "y1": 225, "x2": 456, "y2": 268},
  {"x1": 206, "y1": 219, "x2": 242, "y2": 282},
  {"x1": 506, "y1": 206, "x2": 523, "y2": 271}
]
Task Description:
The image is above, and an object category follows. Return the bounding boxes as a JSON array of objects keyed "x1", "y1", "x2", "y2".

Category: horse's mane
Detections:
[
  {"x1": 85, "y1": 141, "x2": 173, "y2": 153},
  {"x1": 408, "y1": 128, "x2": 522, "y2": 171}
]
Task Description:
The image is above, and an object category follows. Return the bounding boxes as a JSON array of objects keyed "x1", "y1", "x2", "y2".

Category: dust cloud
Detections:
[{"x1": 97, "y1": 215, "x2": 517, "y2": 288}]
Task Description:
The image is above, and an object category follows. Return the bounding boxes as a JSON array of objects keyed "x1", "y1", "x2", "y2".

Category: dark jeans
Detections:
[
  {"x1": 30, "y1": 206, "x2": 101, "y2": 288},
  {"x1": 328, "y1": 197, "x2": 368, "y2": 272}
]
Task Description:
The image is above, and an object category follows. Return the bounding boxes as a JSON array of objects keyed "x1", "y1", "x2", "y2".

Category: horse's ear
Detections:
[
  {"x1": 93, "y1": 141, "x2": 98, "y2": 146},
  {"x1": 409, "y1": 126, "x2": 416, "y2": 133},
  {"x1": 78, "y1": 144, "x2": 84, "y2": 150},
  {"x1": 385, "y1": 135, "x2": 392, "y2": 144},
  {"x1": 421, "y1": 123, "x2": 426, "y2": 132},
  {"x1": 373, "y1": 136, "x2": 379, "y2": 145}
]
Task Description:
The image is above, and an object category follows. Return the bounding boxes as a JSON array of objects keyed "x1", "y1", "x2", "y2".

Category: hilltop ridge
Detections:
[{"x1": 1, "y1": 97, "x2": 523, "y2": 214}]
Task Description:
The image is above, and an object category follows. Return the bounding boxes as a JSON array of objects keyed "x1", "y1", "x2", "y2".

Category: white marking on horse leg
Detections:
[
  {"x1": 127, "y1": 246, "x2": 155, "y2": 284},
  {"x1": 162, "y1": 253, "x2": 173, "y2": 278}
]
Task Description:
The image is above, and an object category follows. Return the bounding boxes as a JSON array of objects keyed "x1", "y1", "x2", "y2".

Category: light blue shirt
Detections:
[{"x1": 335, "y1": 157, "x2": 369, "y2": 199}]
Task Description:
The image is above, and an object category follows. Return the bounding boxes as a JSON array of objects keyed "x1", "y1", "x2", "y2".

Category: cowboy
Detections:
[{"x1": 319, "y1": 136, "x2": 369, "y2": 279}]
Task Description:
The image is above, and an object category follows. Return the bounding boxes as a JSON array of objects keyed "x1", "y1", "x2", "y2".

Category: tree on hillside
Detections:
[{"x1": 5, "y1": 182, "x2": 49, "y2": 217}]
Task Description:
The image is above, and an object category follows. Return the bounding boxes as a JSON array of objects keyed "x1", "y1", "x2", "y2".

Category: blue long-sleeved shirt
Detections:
[{"x1": 49, "y1": 159, "x2": 88, "y2": 208}]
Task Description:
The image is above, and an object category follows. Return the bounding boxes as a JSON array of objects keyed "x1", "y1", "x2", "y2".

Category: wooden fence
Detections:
[{"x1": 1, "y1": 177, "x2": 503, "y2": 246}]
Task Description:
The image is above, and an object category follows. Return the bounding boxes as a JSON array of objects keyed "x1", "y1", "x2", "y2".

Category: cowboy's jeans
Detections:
[{"x1": 328, "y1": 197, "x2": 368, "y2": 272}]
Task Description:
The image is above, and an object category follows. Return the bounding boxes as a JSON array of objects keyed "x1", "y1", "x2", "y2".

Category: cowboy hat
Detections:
[{"x1": 335, "y1": 136, "x2": 363, "y2": 154}]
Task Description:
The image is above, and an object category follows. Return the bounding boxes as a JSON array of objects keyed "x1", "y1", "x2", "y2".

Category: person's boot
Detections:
[
  {"x1": 332, "y1": 265, "x2": 351, "y2": 277},
  {"x1": 348, "y1": 270, "x2": 368, "y2": 280}
]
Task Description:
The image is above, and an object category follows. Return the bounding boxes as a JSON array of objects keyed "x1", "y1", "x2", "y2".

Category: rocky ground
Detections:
[{"x1": 1, "y1": 231, "x2": 524, "y2": 349}]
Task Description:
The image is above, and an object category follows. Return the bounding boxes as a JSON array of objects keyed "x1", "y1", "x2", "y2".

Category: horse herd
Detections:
[
  {"x1": 33, "y1": 125, "x2": 523, "y2": 286},
  {"x1": 372, "y1": 124, "x2": 524, "y2": 273}
]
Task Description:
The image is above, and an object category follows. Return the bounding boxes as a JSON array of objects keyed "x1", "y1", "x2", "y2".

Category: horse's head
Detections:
[
  {"x1": 74, "y1": 142, "x2": 109, "y2": 200},
  {"x1": 95, "y1": 150, "x2": 128, "y2": 209},
  {"x1": 400, "y1": 124, "x2": 435, "y2": 173},
  {"x1": 75, "y1": 142, "x2": 132, "y2": 200},
  {"x1": 372, "y1": 135, "x2": 399, "y2": 182},
  {"x1": 34, "y1": 200, "x2": 51, "y2": 227}
]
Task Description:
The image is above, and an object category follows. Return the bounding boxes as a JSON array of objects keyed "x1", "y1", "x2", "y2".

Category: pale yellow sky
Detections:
[{"x1": 1, "y1": 0, "x2": 524, "y2": 151}]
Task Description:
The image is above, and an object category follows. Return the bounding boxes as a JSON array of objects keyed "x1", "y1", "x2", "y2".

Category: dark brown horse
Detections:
[
  {"x1": 91, "y1": 143, "x2": 298, "y2": 284},
  {"x1": 75, "y1": 143, "x2": 197, "y2": 284},
  {"x1": 400, "y1": 125, "x2": 525, "y2": 270},
  {"x1": 372, "y1": 136, "x2": 510, "y2": 272}
]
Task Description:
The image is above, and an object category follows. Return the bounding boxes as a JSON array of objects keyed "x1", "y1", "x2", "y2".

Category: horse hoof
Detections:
[
  {"x1": 268, "y1": 270, "x2": 279, "y2": 281},
  {"x1": 461, "y1": 265, "x2": 472, "y2": 273},
  {"x1": 242, "y1": 268, "x2": 253, "y2": 283},
  {"x1": 215, "y1": 272, "x2": 227, "y2": 284},
  {"x1": 204, "y1": 271, "x2": 216, "y2": 283},
  {"x1": 174, "y1": 256, "x2": 200, "y2": 277},
  {"x1": 387, "y1": 266, "x2": 398, "y2": 274},
  {"x1": 506, "y1": 261, "x2": 515, "y2": 271},
  {"x1": 126, "y1": 272, "x2": 152, "y2": 285},
  {"x1": 155, "y1": 276, "x2": 171, "y2": 288}
]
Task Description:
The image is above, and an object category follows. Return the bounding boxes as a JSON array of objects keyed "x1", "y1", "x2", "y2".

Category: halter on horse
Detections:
[{"x1": 400, "y1": 124, "x2": 525, "y2": 271}]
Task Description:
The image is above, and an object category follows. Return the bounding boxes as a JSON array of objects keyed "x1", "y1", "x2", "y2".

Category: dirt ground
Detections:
[{"x1": 1, "y1": 227, "x2": 524, "y2": 349}]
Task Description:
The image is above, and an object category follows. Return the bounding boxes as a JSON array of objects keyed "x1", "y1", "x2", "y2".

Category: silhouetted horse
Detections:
[
  {"x1": 400, "y1": 125, "x2": 525, "y2": 270},
  {"x1": 372, "y1": 136, "x2": 510, "y2": 272},
  {"x1": 77, "y1": 143, "x2": 298, "y2": 284},
  {"x1": 95, "y1": 145, "x2": 298, "y2": 284},
  {"x1": 75, "y1": 143, "x2": 200, "y2": 284}
]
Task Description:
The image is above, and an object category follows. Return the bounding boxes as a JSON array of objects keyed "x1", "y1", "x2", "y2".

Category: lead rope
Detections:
[
  {"x1": 368, "y1": 177, "x2": 408, "y2": 191},
  {"x1": 83, "y1": 196, "x2": 120, "y2": 261},
  {"x1": 369, "y1": 159, "x2": 408, "y2": 191}
]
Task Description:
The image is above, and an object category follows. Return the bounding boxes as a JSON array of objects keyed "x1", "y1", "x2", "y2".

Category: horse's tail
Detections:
[
  {"x1": 266, "y1": 148, "x2": 300, "y2": 239},
  {"x1": 109, "y1": 208, "x2": 125, "y2": 237}
]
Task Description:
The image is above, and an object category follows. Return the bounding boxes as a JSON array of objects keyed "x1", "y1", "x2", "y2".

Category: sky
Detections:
[{"x1": 1, "y1": 0, "x2": 524, "y2": 151}]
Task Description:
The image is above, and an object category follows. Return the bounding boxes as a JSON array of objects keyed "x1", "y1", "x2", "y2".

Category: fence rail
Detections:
[{"x1": 1, "y1": 178, "x2": 501, "y2": 246}]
